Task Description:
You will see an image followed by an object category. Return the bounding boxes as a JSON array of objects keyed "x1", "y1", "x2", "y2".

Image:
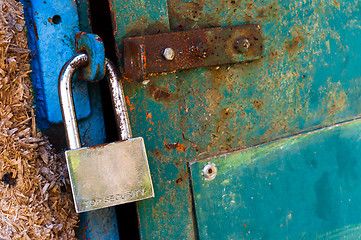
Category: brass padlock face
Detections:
[{"x1": 65, "y1": 137, "x2": 154, "y2": 213}]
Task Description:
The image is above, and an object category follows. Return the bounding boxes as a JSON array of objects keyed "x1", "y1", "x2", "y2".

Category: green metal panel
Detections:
[
  {"x1": 123, "y1": 76, "x2": 196, "y2": 239},
  {"x1": 190, "y1": 119, "x2": 361, "y2": 239},
  {"x1": 108, "y1": 0, "x2": 361, "y2": 239}
]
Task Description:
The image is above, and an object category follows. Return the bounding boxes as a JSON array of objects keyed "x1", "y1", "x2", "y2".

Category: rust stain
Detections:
[
  {"x1": 148, "y1": 83, "x2": 171, "y2": 101},
  {"x1": 256, "y1": 0, "x2": 280, "y2": 20},
  {"x1": 153, "y1": 150, "x2": 161, "y2": 157},
  {"x1": 326, "y1": 90, "x2": 347, "y2": 115},
  {"x1": 126, "y1": 19, "x2": 169, "y2": 38},
  {"x1": 285, "y1": 27, "x2": 306, "y2": 55},
  {"x1": 48, "y1": 17, "x2": 53, "y2": 24},
  {"x1": 175, "y1": 176, "x2": 183, "y2": 185},
  {"x1": 146, "y1": 112, "x2": 154, "y2": 125},
  {"x1": 125, "y1": 96, "x2": 135, "y2": 111},
  {"x1": 251, "y1": 99, "x2": 264, "y2": 110},
  {"x1": 108, "y1": 0, "x2": 118, "y2": 36},
  {"x1": 32, "y1": 21, "x2": 39, "y2": 41},
  {"x1": 221, "y1": 108, "x2": 231, "y2": 117},
  {"x1": 164, "y1": 141, "x2": 185, "y2": 152}
]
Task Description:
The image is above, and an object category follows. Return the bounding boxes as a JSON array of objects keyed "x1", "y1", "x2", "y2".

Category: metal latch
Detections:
[{"x1": 124, "y1": 24, "x2": 264, "y2": 81}]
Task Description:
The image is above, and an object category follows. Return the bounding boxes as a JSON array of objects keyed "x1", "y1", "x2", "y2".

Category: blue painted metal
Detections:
[
  {"x1": 75, "y1": 32, "x2": 106, "y2": 81},
  {"x1": 22, "y1": 0, "x2": 90, "y2": 125},
  {"x1": 190, "y1": 119, "x2": 361, "y2": 239},
  {"x1": 21, "y1": 0, "x2": 120, "y2": 239}
]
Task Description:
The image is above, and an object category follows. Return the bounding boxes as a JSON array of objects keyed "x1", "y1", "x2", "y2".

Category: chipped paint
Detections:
[{"x1": 109, "y1": 0, "x2": 361, "y2": 238}]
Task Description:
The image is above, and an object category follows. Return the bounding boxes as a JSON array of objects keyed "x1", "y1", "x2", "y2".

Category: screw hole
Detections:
[
  {"x1": 208, "y1": 168, "x2": 213, "y2": 174},
  {"x1": 52, "y1": 15, "x2": 61, "y2": 24}
]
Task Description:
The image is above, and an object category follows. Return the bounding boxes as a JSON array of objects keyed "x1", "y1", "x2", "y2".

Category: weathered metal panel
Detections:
[
  {"x1": 172, "y1": 0, "x2": 361, "y2": 159},
  {"x1": 123, "y1": 75, "x2": 197, "y2": 239},
  {"x1": 109, "y1": 0, "x2": 197, "y2": 239},
  {"x1": 109, "y1": 0, "x2": 170, "y2": 61},
  {"x1": 110, "y1": 0, "x2": 361, "y2": 239},
  {"x1": 190, "y1": 119, "x2": 361, "y2": 239}
]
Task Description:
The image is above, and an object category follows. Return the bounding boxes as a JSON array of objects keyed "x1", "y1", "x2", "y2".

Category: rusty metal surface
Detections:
[
  {"x1": 109, "y1": 0, "x2": 361, "y2": 239},
  {"x1": 75, "y1": 32, "x2": 106, "y2": 81},
  {"x1": 124, "y1": 24, "x2": 263, "y2": 81},
  {"x1": 108, "y1": 0, "x2": 197, "y2": 239}
]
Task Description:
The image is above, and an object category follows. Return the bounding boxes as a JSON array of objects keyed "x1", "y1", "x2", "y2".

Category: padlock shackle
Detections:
[
  {"x1": 59, "y1": 53, "x2": 132, "y2": 150},
  {"x1": 106, "y1": 60, "x2": 132, "y2": 140},
  {"x1": 59, "y1": 53, "x2": 89, "y2": 149}
]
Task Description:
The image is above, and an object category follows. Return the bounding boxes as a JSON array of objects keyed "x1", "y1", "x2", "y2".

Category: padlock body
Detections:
[{"x1": 65, "y1": 137, "x2": 154, "y2": 213}]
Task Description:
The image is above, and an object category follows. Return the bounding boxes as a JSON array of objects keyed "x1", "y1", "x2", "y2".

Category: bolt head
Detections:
[
  {"x1": 202, "y1": 162, "x2": 217, "y2": 181},
  {"x1": 234, "y1": 38, "x2": 250, "y2": 53},
  {"x1": 163, "y1": 48, "x2": 175, "y2": 61}
]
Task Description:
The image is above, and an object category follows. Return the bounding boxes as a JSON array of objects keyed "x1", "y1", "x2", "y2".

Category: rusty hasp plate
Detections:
[{"x1": 124, "y1": 24, "x2": 264, "y2": 81}]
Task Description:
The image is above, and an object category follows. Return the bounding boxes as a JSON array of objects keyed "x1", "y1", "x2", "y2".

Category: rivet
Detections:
[
  {"x1": 202, "y1": 162, "x2": 217, "y2": 181},
  {"x1": 162, "y1": 47, "x2": 175, "y2": 61},
  {"x1": 234, "y1": 38, "x2": 250, "y2": 53}
]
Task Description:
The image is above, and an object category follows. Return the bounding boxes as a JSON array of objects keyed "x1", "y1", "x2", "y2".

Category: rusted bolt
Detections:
[
  {"x1": 162, "y1": 48, "x2": 175, "y2": 60},
  {"x1": 234, "y1": 38, "x2": 250, "y2": 53},
  {"x1": 202, "y1": 162, "x2": 217, "y2": 181},
  {"x1": 195, "y1": 42, "x2": 209, "y2": 59}
]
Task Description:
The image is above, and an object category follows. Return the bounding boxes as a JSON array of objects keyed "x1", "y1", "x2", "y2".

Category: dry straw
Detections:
[{"x1": 0, "y1": 0, "x2": 78, "y2": 239}]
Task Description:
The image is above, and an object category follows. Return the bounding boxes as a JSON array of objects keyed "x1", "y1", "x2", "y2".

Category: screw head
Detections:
[
  {"x1": 202, "y1": 162, "x2": 217, "y2": 181},
  {"x1": 163, "y1": 47, "x2": 175, "y2": 60},
  {"x1": 234, "y1": 38, "x2": 250, "y2": 53}
]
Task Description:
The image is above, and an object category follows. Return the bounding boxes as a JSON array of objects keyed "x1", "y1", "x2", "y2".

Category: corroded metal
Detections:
[
  {"x1": 124, "y1": 24, "x2": 263, "y2": 81},
  {"x1": 75, "y1": 32, "x2": 106, "y2": 81},
  {"x1": 109, "y1": 0, "x2": 361, "y2": 239},
  {"x1": 59, "y1": 54, "x2": 154, "y2": 213}
]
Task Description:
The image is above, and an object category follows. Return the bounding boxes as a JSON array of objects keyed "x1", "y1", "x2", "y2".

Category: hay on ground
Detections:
[{"x1": 0, "y1": 1, "x2": 79, "y2": 239}]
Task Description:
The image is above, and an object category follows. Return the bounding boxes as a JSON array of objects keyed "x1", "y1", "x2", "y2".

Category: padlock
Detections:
[{"x1": 58, "y1": 53, "x2": 154, "y2": 213}]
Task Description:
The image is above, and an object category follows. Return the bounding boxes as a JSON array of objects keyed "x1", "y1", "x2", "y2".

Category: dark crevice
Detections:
[
  {"x1": 2, "y1": 172, "x2": 17, "y2": 186},
  {"x1": 87, "y1": 1, "x2": 140, "y2": 239}
]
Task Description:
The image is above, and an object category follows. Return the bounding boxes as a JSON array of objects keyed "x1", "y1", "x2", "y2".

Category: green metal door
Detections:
[{"x1": 105, "y1": 0, "x2": 361, "y2": 239}]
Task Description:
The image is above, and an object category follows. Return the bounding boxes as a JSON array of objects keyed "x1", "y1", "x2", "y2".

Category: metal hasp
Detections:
[
  {"x1": 59, "y1": 53, "x2": 154, "y2": 213},
  {"x1": 124, "y1": 24, "x2": 263, "y2": 81},
  {"x1": 75, "y1": 32, "x2": 106, "y2": 82}
]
